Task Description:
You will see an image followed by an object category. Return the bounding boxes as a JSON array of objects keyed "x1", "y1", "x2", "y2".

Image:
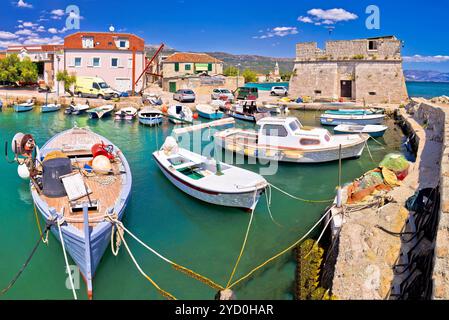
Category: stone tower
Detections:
[
  {"x1": 274, "y1": 62, "x2": 280, "y2": 77},
  {"x1": 288, "y1": 36, "x2": 409, "y2": 103}
]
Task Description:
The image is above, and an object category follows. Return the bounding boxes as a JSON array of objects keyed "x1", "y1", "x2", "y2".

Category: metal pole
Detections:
[{"x1": 337, "y1": 144, "x2": 342, "y2": 208}]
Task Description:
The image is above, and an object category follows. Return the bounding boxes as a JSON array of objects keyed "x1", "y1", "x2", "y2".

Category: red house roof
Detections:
[
  {"x1": 64, "y1": 32, "x2": 145, "y2": 51},
  {"x1": 164, "y1": 52, "x2": 222, "y2": 63}
]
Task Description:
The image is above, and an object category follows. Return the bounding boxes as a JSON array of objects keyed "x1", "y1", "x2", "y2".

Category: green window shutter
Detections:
[
  {"x1": 185, "y1": 64, "x2": 191, "y2": 71},
  {"x1": 175, "y1": 63, "x2": 179, "y2": 72},
  {"x1": 208, "y1": 63, "x2": 212, "y2": 71}
]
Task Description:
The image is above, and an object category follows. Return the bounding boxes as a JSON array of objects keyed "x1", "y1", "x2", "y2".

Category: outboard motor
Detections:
[{"x1": 42, "y1": 157, "x2": 72, "y2": 197}]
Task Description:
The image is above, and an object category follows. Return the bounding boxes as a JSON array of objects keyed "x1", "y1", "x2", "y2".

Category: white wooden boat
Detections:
[
  {"x1": 196, "y1": 104, "x2": 224, "y2": 120},
  {"x1": 168, "y1": 105, "x2": 193, "y2": 124},
  {"x1": 17, "y1": 127, "x2": 132, "y2": 299},
  {"x1": 115, "y1": 107, "x2": 137, "y2": 121},
  {"x1": 65, "y1": 103, "x2": 90, "y2": 115},
  {"x1": 334, "y1": 124, "x2": 388, "y2": 138},
  {"x1": 87, "y1": 105, "x2": 114, "y2": 119},
  {"x1": 153, "y1": 137, "x2": 267, "y2": 210},
  {"x1": 230, "y1": 100, "x2": 269, "y2": 123},
  {"x1": 320, "y1": 113, "x2": 386, "y2": 126},
  {"x1": 214, "y1": 117, "x2": 369, "y2": 163},
  {"x1": 138, "y1": 107, "x2": 163, "y2": 126},
  {"x1": 41, "y1": 104, "x2": 61, "y2": 113}
]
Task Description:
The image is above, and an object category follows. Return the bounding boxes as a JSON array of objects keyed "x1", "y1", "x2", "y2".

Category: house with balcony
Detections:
[
  {"x1": 161, "y1": 52, "x2": 224, "y2": 92},
  {"x1": 61, "y1": 32, "x2": 146, "y2": 93}
]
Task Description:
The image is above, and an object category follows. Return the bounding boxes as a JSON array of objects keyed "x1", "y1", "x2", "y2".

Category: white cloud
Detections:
[
  {"x1": 22, "y1": 22, "x2": 37, "y2": 28},
  {"x1": 298, "y1": 16, "x2": 313, "y2": 23},
  {"x1": 48, "y1": 28, "x2": 58, "y2": 34},
  {"x1": 23, "y1": 35, "x2": 63, "y2": 45},
  {"x1": 0, "y1": 31, "x2": 19, "y2": 40},
  {"x1": 36, "y1": 26, "x2": 45, "y2": 32},
  {"x1": 254, "y1": 26, "x2": 299, "y2": 39},
  {"x1": 0, "y1": 40, "x2": 21, "y2": 48},
  {"x1": 403, "y1": 55, "x2": 449, "y2": 63},
  {"x1": 16, "y1": 0, "x2": 33, "y2": 8},
  {"x1": 15, "y1": 29, "x2": 37, "y2": 37},
  {"x1": 51, "y1": 9, "x2": 64, "y2": 16},
  {"x1": 298, "y1": 8, "x2": 358, "y2": 25}
]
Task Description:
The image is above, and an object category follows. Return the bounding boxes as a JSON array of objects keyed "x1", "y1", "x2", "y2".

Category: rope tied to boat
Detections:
[
  {"x1": 0, "y1": 222, "x2": 52, "y2": 296},
  {"x1": 105, "y1": 215, "x2": 225, "y2": 293},
  {"x1": 268, "y1": 183, "x2": 335, "y2": 204},
  {"x1": 33, "y1": 204, "x2": 49, "y2": 245},
  {"x1": 57, "y1": 218, "x2": 78, "y2": 300}
]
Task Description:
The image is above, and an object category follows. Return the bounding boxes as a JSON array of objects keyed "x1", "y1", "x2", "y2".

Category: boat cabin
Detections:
[{"x1": 256, "y1": 117, "x2": 332, "y2": 148}]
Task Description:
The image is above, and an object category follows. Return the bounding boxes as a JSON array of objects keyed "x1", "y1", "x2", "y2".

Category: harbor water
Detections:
[{"x1": 0, "y1": 109, "x2": 407, "y2": 299}]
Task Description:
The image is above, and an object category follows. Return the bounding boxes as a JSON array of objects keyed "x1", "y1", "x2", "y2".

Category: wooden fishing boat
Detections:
[
  {"x1": 230, "y1": 100, "x2": 269, "y2": 123},
  {"x1": 115, "y1": 107, "x2": 137, "y2": 121},
  {"x1": 41, "y1": 104, "x2": 61, "y2": 113},
  {"x1": 168, "y1": 105, "x2": 193, "y2": 124},
  {"x1": 87, "y1": 105, "x2": 114, "y2": 119},
  {"x1": 13, "y1": 101, "x2": 34, "y2": 112},
  {"x1": 324, "y1": 108, "x2": 384, "y2": 116},
  {"x1": 196, "y1": 104, "x2": 224, "y2": 120},
  {"x1": 334, "y1": 124, "x2": 388, "y2": 138},
  {"x1": 21, "y1": 127, "x2": 131, "y2": 299},
  {"x1": 65, "y1": 103, "x2": 90, "y2": 115},
  {"x1": 320, "y1": 113, "x2": 386, "y2": 126},
  {"x1": 256, "y1": 104, "x2": 281, "y2": 114},
  {"x1": 153, "y1": 137, "x2": 267, "y2": 210},
  {"x1": 138, "y1": 107, "x2": 163, "y2": 126},
  {"x1": 214, "y1": 117, "x2": 369, "y2": 163}
]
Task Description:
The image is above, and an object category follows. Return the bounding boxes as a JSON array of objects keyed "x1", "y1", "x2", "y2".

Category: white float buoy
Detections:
[
  {"x1": 17, "y1": 163, "x2": 30, "y2": 179},
  {"x1": 11, "y1": 132, "x2": 24, "y2": 154}
]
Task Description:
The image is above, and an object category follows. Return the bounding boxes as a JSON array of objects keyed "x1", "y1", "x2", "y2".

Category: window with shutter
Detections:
[
  {"x1": 208, "y1": 63, "x2": 212, "y2": 72},
  {"x1": 175, "y1": 63, "x2": 179, "y2": 72}
]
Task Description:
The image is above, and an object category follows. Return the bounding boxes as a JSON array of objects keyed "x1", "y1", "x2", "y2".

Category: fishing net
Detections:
[
  {"x1": 379, "y1": 154, "x2": 410, "y2": 175},
  {"x1": 347, "y1": 169, "x2": 391, "y2": 204}
]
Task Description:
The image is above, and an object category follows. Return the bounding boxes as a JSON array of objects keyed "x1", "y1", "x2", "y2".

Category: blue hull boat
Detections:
[
  {"x1": 320, "y1": 113, "x2": 386, "y2": 126},
  {"x1": 13, "y1": 103, "x2": 34, "y2": 112},
  {"x1": 138, "y1": 107, "x2": 163, "y2": 126},
  {"x1": 41, "y1": 104, "x2": 61, "y2": 113},
  {"x1": 30, "y1": 127, "x2": 132, "y2": 299},
  {"x1": 196, "y1": 104, "x2": 224, "y2": 120},
  {"x1": 334, "y1": 124, "x2": 388, "y2": 138}
]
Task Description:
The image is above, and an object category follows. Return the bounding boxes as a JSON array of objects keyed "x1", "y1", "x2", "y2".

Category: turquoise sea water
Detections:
[
  {"x1": 0, "y1": 109, "x2": 405, "y2": 300},
  {"x1": 245, "y1": 81, "x2": 449, "y2": 98}
]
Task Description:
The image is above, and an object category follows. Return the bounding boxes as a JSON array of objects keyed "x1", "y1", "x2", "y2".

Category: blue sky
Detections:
[{"x1": 1, "y1": 0, "x2": 448, "y2": 71}]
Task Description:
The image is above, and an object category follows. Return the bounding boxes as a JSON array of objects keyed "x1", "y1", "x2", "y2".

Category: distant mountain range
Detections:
[{"x1": 146, "y1": 45, "x2": 449, "y2": 81}]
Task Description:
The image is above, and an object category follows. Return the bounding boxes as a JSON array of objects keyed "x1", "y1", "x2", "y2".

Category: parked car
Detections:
[
  {"x1": 236, "y1": 87, "x2": 258, "y2": 100},
  {"x1": 75, "y1": 76, "x2": 115, "y2": 100},
  {"x1": 211, "y1": 88, "x2": 234, "y2": 101},
  {"x1": 173, "y1": 89, "x2": 196, "y2": 103},
  {"x1": 270, "y1": 86, "x2": 288, "y2": 96}
]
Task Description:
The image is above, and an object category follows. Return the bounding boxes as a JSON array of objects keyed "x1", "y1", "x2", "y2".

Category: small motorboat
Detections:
[
  {"x1": 168, "y1": 105, "x2": 193, "y2": 124},
  {"x1": 13, "y1": 100, "x2": 34, "y2": 112},
  {"x1": 324, "y1": 108, "x2": 384, "y2": 116},
  {"x1": 320, "y1": 113, "x2": 386, "y2": 126},
  {"x1": 138, "y1": 107, "x2": 163, "y2": 126},
  {"x1": 41, "y1": 104, "x2": 61, "y2": 113},
  {"x1": 115, "y1": 107, "x2": 137, "y2": 121},
  {"x1": 334, "y1": 124, "x2": 388, "y2": 138},
  {"x1": 142, "y1": 93, "x2": 163, "y2": 106},
  {"x1": 214, "y1": 117, "x2": 369, "y2": 163},
  {"x1": 257, "y1": 104, "x2": 281, "y2": 115},
  {"x1": 65, "y1": 102, "x2": 90, "y2": 115},
  {"x1": 230, "y1": 100, "x2": 269, "y2": 123},
  {"x1": 87, "y1": 105, "x2": 114, "y2": 119},
  {"x1": 10, "y1": 128, "x2": 132, "y2": 299},
  {"x1": 196, "y1": 104, "x2": 224, "y2": 120},
  {"x1": 153, "y1": 137, "x2": 267, "y2": 210}
]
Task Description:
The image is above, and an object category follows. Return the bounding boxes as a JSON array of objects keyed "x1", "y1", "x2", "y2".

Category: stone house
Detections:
[{"x1": 289, "y1": 36, "x2": 409, "y2": 103}]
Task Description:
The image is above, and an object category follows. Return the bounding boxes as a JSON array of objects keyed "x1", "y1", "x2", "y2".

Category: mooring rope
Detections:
[
  {"x1": 116, "y1": 227, "x2": 177, "y2": 300},
  {"x1": 365, "y1": 139, "x2": 375, "y2": 162},
  {"x1": 265, "y1": 185, "x2": 284, "y2": 227},
  {"x1": 0, "y1": 223, "x2": 51, "y2": 296},
  {"x1": 227, "y1": 208, "x2": 332, "y2": 290},
  {"x1": 269, "y1": 183, "x2": 335, "y2": 204},
  {"x1": 33, "y1": 204, "x2": 48, "y2": 245},
  {"x1": 108, "y1": 217, "x2": 224, "y2": 291},
  {"x1": 369, "y1": 136, "x2": 386, "y2": 147},
  {"x1": 225, "y1": 192, "x2": 256, "y2": 288},
  {"x1": 57, "y1": 219, "x2": 77, "y2": 300}
]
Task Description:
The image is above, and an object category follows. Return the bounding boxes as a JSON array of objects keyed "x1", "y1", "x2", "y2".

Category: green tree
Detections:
[
  {"x1": 18, "y1": 57, "x2": 38, "y2": 82},
  {"x1": 56, "y1": 70, "x2": 77, "y2": 96},
  {"x1": 0, "y1": 54, "x2": 21, "y2": 83},
  {"x1": 223, "y1": 66, "x2": 239, "y2": 77},
  {"x1": 281, "y1": 71, "x2": 293, "y2": 82},
  {"x1": 242, "y1": 69, "x2": 257, "y2": 83}
]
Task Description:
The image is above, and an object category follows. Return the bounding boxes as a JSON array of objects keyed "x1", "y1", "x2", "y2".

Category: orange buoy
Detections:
[
  {"x1": 193, "y1": 113, "x2": 199, "y2": 120},
  {"x1": 161, "y1": 105, "x2": 168, "y2": 113}
]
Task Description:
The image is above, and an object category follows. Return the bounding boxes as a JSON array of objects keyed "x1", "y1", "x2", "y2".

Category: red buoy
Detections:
[{"x1": 91, "y1": 143, "x2": 114, "y2": 160}]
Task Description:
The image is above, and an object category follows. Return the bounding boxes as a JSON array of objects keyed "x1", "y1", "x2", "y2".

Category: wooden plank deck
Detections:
[{"x1": 39, "y1": 128, "x2": 123, "y2": 231}]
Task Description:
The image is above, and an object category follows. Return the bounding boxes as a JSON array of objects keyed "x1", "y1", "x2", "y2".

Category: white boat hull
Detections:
[{"x1": 153, "y1": 154, "x2": 264, "y2": 210}]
